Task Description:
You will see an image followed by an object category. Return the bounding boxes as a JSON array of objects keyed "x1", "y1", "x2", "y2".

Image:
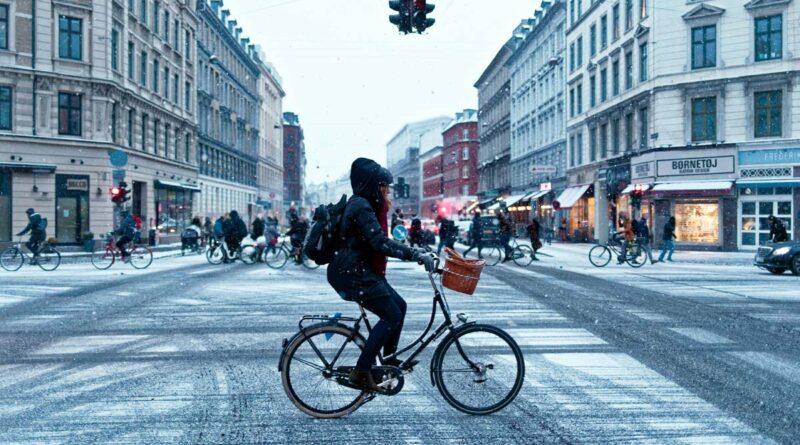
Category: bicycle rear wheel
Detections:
[
  {"x1": 240, "y1": 245, "x2": 258, "y2": 265},
  {"x1": 484, "y1": 246, "x2": 502, "y2": 266},
  {"x1": 0, "y1": 247, "x2": 24, "y2": 271},
  {"x1": 264, "y1": 246, "x2": 288, "y2": 269},
  {"x1": 37, "y1": 246, "x2": 61, "y2": 271},
  {"x1": 280, "y1": 324, "x2": 367, "y2": 418},
  {"x1": 129, "y1": 246, "x2": 153, "y2": 269},
  {"x1": 588, "y1": 245, "x2": 612, "y2": 267},
  {"x1": 432, "y1": 324, "x2": 524, "y2": 415},
  {"x1": 91, "y1": 247, "x2": 115, "y2": 270},
  {"x1": 512, "y1": 246, "x2": 534, "y2": 267},
  {"x1": 626, "y1": 245, "x2": 646, "y2": 268}
]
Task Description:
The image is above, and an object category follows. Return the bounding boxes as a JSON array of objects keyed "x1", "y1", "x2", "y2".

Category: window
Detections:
[
  {"x1": 58, "y1": 16, "x2": 82, "y2": 60},
  {"x1": 576, "y1": 84, "x2": 583, "y2": 114},
  {"x1": 600, "y1": 15, "x2": 608, "y2": 49},
  {"x1": 754, "y1": 90, "x2": 782, "y2": 138},
  {"x1": 163, "y1": 67, "x2": 170, "y2": 97},
  {"x1": 0, "y1": 86, "x2": 11, "y2": 130},
  {"x1": 638, "y1": 107, "x2": 648, "y2": 149},
  {"x1": 675, "y1": 202, "x2": 720, "y2": 244},
  {"x1": 153, "y1": 119, "x2": 160, "y2": 155},
  {"x1": 625, "y1": 113, "x2": 634, "y2": 151},
  {"x1": 165, "y1": 123, "x2": 171, "y2": 157},
  {"x1": 462, "y1": 184, "x2": 469, "y2": 196},
  {"x1": 141, "y1": 113, "x2": 148, "y2": 151},
  {"x1": 589, "y1": 127, "x2": 597, "y2": 161},
  {"x1": 612, "y1": 4, "x2": 620, "y2": 40},
  {"x1": 185, "y1": 30, "x2": 191, "y2": 60},
  {"x1": 600, "y1": 68, "x2": 607, "y2": 102},
  {"x1": 612, "y1": 60, "x2": 620, "y2": 96},
  {"x1": 569, "y1": 89, "x2": 575, "y2": 117},
  {"x1": 153, "y1": 0, "x2": 159, "y2": 33},
  {"x1": 755, "y1": 15, "x2": 782, "y2": 61},
  {"x1": 625, "y1": 50, "x2": 633, "y2": 89},
  {"x1": 173, "y1": 74, "x2": 179, "y2": 103},
  {"x1": 128, "y1": 0, "x2": 134, "y2": 12},
  {"x1": 110, "y1": 29, "x2": 120, "y2": 71},
  {"x1": 691, "y1": 96, "x2": 716, "y2": 141},
  {"x1": 185, "y1": 134, "x2": 191, "y2": 162},
  {"x1": 127, "y1": 42, "x2": 135, "y2": 80},
  {"x1": 590, "y1": 24, "x2": 597, "y2": 56},
  {"x1": 639, "y1": 0, "x2": 647, "y2": 19},
  {"x1": 600, "y1": 124, "x2": 608, "y2": 158},
  {"x1": 111, "y1": 103, "x2": 118, "y2": 142},
  {"x1": 589, "y1": 75, "x2": 596, "y2": 107},
  {"x1": 0, "y1": 4, "x2": 7, "y2": 50},
  {"x1": 173, "y1": 20, "x2": 179, "y2": 49},
  {"x1": 462, "y1": 166, "x2": 468, "y2": 179},
  {"x1": 639, "y1": 43, "x2": 648, "y2": 82},
  {"x1": 691, "y1": 25, "x2": 716, "y2": 69},
  {"x1": 462, "y1": 146, "x2": 469, "y2": 160},
  {"x1": 140, "y1": 0, "x2": 147, "y2": 22},
  {"x1": 58, "y1": 92, "x2": 82, "y2": 136},
  {"x1": 570, "y1": 0, "x2": 575, "y2": 24},
  {"x1": 128, "y1": 109, "x2": 134, "y2": 147},
  {"x1": 153, "y1": 58, "x2": 159, "y2": 93},
  {"x1": 569, "y1": 135, "x2": 576, "y2": 167},
  {"x1": 577, "y1": 132, "x2": 583, "y2": 164},
  {"x1": 184, "y1": 81, "x2": 191, "y2": 110},
  {"x1": 611, "y1": 118, "x2": 620, "y2": 154},
  {"x1": 140, "y1": 50, "x2": 147, "y2": 85},
  {"x1": 569, "y1": 43, "x2": 575, "y2": 71},
  {"x1": 163, "y1": 10, "x2": 170, "y2": 40},
  {"x1": 625, "y1": 0, "x2": 633, "y2": 30},
  {"x1": 577, "y1": 36, "x2": 583, "y2": 66}
]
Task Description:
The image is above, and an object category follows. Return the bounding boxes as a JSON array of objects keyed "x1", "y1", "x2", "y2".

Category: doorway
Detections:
[{"x1": 56, "y1": 174, "x2": 90, "y2": 244}]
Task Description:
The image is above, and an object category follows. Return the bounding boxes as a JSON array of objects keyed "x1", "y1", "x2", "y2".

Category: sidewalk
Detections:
[
  {"x1": 537, "y1": 242, "x2": 755, "y2": 267},
  {"x1": 55, "y1": 242, "x2": 186, "y2": 263}
]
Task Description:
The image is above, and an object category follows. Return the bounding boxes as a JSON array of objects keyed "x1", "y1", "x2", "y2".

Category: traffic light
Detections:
[
  {"x1": 412, "y1": 0, "x2": 435, "y2": 33},
  {"x1": 389, "y1": 0, "x2": 413, "y2": 34},
  {"x1": 119, "y1": 181, "x2": 131, "y2": 203},
  {"x1": 110, "y1": 186, "x2": 122, "y2": 204},
  {"x1": 402, "y1": 183, "x2": 410, "y2": 199},
  {"x1": 631, "y1": 184, "x2": 644, "y2": 208}
]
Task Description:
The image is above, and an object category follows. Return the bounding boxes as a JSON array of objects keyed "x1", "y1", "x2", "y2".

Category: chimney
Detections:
[
  {"x1": 228, "y1": 19, "x2": 237, "y2": 34},
  {"x1": 210, "y1": 0, "x2": 223, "y2": 14},
  {"x1": 221, "y1": 9, "x2": 230, "y2": 23},
  {"x1": 235, "y1": 27, "x2": 243, "y2": 39},
  {"x1": 240, "y1": 37, "x2": 250, "y2": 49}
]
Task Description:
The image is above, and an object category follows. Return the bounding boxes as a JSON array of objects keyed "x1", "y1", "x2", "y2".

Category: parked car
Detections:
[
  {"x1": 454, "y1": 220, "x2": 472, "y2": 244},
  {"x1": 754, "y1": 240, "x2": 800, "y2": 275}
]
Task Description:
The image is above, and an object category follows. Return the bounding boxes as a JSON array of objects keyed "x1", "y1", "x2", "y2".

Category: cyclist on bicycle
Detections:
[
  {"x1": 116, "y1": 210, "x2": 137, "y2": 260},
  {"x1": 327, "y1": 157, "x2": 435, "y2": 392},
  {"x1": 16, "y1": 208, "x2": 46, "y2": 263},
  {"x1": 497, "y1": 210, "x2": 514, "y2": 263},
  {"x1": 617, "y1": 211, "x2": 635, "y2": 264},
  {"x1": 287, "y1": 212, "x2": 309, "y2": 264}
]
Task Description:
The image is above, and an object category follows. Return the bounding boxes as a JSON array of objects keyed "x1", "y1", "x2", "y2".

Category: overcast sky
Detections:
[{"x1": 233, "y1": 0, "x2": 542, "y2": 184}]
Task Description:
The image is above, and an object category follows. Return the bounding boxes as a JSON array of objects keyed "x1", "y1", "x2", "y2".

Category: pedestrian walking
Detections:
[
  {"x1": 436, "y1": 216, "x2": 456, "y2": 255},
  {"x1": 463, "y1": 212, "x2": 483, "y2": 259},
  {"x1": 526, "y1": 218, "x2": 542, "y2": 261},
  {"x1": 497, "y1": 210, "x2": 514, "y2": 262},
  {"x1": 636, "y1": 216, "x2": 657, "y2": 264},
  {"x1": 658, "y1": 216, "x2": 677, "y2": 262},
  {"x1": 767, "y1": 215, "x2": 789, "y2": 243},
  {"x1": 559, "y1": 217, "x2": 568, "y2": 242}
]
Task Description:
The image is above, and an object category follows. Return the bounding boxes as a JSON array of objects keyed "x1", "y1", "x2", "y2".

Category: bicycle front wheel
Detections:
[
  {"x1": 512, "y1": 246, "x2": 534, "y2": 267},
  {"x1": 432, "y1": 324, "x2": 524, "y2": 415},
  {"x1": 91, "y1": 247, "x2": 115, "y2": 270},
  {"x1": 588, "y1": 245, "x2": 612, "y2": 267},
  {"x1": 264, "y1": 246, "x2": 288, "y2": 269},
  {"x1": 37, "y1": 246, "x2": 61, "y2": 271},
  {"x1": 484, "y1": 246, "x2": 502, "y2": 267},
  {"x1": 206, "y1": 245, "x2": 225, "y2": 265},
  {"x1": 129, "y1": 246, "x2": 153, "y2": 269},
  {"x1": 280, "y1": 324, "x2": 367, "y2": 419},
  {"x1": 301, "y1": 254, "x2": 320, "y2": 270},
  {"x1": 0, "y1": 247, "x2": 24, "y2": 271},
  {"x1": 240, "y1": 245, "x2": 258, "y2": 265}
]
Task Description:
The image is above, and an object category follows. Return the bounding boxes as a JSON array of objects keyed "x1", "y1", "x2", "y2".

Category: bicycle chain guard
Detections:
[{"x1": 334, "y1": 365, "x2": 405, "y2": 396}]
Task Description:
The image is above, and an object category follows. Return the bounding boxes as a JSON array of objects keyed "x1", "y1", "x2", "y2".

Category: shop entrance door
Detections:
[
  {"x1": 56, "y1": 175, "x2": 90, "y2": 244},
  {"x1": 739, "y1": 188, "x2": 793, "y2": 249},
  {"x1": 0, "y1": 170, "x2": 11, "y2": 241}
]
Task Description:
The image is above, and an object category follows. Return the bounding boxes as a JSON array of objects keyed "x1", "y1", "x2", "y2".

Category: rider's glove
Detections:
[{"x1": 412, "y1": 249, "x2": 436, "y2": 273}]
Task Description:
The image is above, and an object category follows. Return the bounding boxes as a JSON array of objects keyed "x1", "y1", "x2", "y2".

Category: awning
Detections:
[
  {"x1": 736, "y1": 179, "x2": 800, "y2": 188},
  {"x1": 554, "y1": 184, "x2": 591, "y2": 208},
  {"x1": 155, "y1": 179, "x2": 201, "y2": 192},
  {"x1": 620, "y1": 183, "x2": 653, "y2": 194},
  {"x1": 500, "y1": 193, "x2": 528, "y2": 207},
  {"x1": 465, "y1": 201, "x2": 480, "y2": 213},
  {"x1": 523, "y1": 189, "x2": 550, "y2": 201},
  {"x1": 0, "y1": 162, "x2": 57, "y2": 173},
  {"x1": 651, "y1": 181, "x2": 733, "y2": 192}
]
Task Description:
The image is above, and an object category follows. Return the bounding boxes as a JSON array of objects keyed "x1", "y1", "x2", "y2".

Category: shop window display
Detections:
[
  {"x1": 674, "y1": 201, "x2": 720, "y2": 244},
  {"x1": 739, "y1": 187, "x2": 793, "y2": 247},
  {"x1": 155, "y1": 188, "x2": 194, "y2": 234}
]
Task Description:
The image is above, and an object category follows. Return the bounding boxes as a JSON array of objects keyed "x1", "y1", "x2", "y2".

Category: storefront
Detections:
[
  {"x1": 55, "y1": 174, "x2": 91, "y2": 245},
  {"x1": 555, "y1": 184, "x2": 594, "y2": 242},
  {"x1": 737, "y1": 147, "x2": 800, "y2": 250},
  {"x1": 630, "y1": 148, "x2": 738, "y2": 251},
  {"x1": 154, "y1": 180, "x2": 200, "y2": 236}
]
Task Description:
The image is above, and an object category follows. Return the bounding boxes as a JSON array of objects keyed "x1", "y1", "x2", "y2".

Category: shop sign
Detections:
[
  {"x1": 606, "y1": 164, "x2": 631, "y2": 196},
  {"x1": 739, "y1": 148, "x2": 800, "y2": 166},
  {"x1": 657, "y1": 155, "x2": 734, "y2": 177},
  {"x1": 530, "y1": 165, "x2": 557, "y2": 174},
  {"x1": 632, "y1": 161, "x2": 654, "y2": 180},
  {"x1": 64, "y1": 178, "x2": 89, "y2": 192},
  {"x1": 539, "y1": 182, "x2": 552, "y2": 191}
]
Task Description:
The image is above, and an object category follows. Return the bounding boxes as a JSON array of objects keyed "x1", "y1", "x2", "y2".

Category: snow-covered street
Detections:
[{"x1": 0, "y1": 244, "x2": 797, "y2": 444}]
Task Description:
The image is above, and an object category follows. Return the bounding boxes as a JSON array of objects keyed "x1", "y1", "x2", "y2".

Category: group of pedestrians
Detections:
[{"x1": 461, "y1": 209, "x2": 542, "y2": 262}]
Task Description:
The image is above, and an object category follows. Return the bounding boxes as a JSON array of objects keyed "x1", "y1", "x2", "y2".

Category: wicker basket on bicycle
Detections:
[{"x1": 441, "y1": 247, "x2": 486, "y2": 295}]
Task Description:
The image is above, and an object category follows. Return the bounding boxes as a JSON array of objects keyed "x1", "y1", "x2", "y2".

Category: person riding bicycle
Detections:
[
  {"x1": 497, "y1": 210, "x2": 514, "y2": 263},
  {"x1": 16, "y1": 208, "x2": 46, "y2": 263},
  {"x1": 223, "y1": 210, "x2": 248, "y2": 261},
  {"x1": 327, "y1": 157, "x2": 435, "y2": 392},
  {"x1": 116, "y1": 210, "x2": 137, "y2": 260},
  {"x1": 287, "y1": 213, "x2": 309, "y2": 263},
  {"x1": 617, "y1": 211, "x2": 635, "y2": 264},
  {"x1": 408, "y1": 217, "x2": 424, "y2": 247}
]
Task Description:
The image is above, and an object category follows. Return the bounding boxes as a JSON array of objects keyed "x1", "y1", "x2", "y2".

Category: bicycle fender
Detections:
[
  {"x1": 428, "y1": 322, "x2": 478, "y2": 387},
  {"x1": 277, "y1": 322, "x2": 362, "y2": 373}
]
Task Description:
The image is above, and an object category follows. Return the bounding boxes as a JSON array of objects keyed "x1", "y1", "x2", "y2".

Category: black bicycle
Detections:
[{"x1": 278, "y1": 253, "x2": 525, "y2": 418}]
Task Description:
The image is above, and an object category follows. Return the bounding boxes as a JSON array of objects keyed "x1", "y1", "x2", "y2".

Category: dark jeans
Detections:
[
  {"x1": 117, "y1": 235, "x2": 132, "y2": 257},
  {"x1": 500, "y1": 233, "x2": 512, "y2": 258},
  {"x1": 436, "y1": 237, "x2": 455, "y2": 255},
  {"x1": 463, "y1": 238, "x2": 483, "y2": 257},
  {"x1": 356, "y1": 287, "x2": 407, "y2": 371},
  {"x1": 26, "y1": 239, "x2": 42, "y2": 257}
]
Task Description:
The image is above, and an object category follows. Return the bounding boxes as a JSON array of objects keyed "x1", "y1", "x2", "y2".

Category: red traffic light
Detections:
[{"x1": 111, "y1": 187, "x2": 121, "y2": 196}]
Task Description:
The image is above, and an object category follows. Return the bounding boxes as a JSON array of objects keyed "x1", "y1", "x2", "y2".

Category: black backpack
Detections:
[{"x1": 303, "y1": 194, "x2": 348, "y2": 265}]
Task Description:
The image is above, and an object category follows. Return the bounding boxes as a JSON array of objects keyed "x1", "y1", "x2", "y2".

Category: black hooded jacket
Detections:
[{"x1": 327, "y1": 158, "x2": 414, "y2": 301}]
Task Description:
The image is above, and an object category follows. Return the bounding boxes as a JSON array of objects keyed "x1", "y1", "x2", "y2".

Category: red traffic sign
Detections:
[
  {"x1": 552, "y1": 200, "x2": 561, "y2": 211},
  {"x1": 269, "y1": 192, "x2": 276, "y2": 199}
]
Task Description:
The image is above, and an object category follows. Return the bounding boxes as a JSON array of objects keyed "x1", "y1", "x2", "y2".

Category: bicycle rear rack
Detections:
[{"x1": 298, "y1": 313, "x2": 360, "y2": 331}]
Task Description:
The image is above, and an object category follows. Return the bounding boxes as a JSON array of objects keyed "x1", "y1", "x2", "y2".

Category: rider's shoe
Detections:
[
  {"x1": 384, "y1": 357, "x2": 419, "y2": 370},
  {"x1": 349, "y1": 368, "x2": 382, "y2": 392}
]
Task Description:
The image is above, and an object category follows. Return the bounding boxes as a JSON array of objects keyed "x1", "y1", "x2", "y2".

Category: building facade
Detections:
[
  {"x1": 441, "y1": 109, "x2": 479, "y2": 214},
  {"x1": 564, "y1": 0, "x2": 800, "y2": 250},
  {"x1": 475, "y1": 37, "x2": 513, "y2": 203},
  {"x1": 507, "y1": 0, "x2": 568, "y2": 227},
  {"x1": 282, "y1": 111, "x2": 305, "y2": 210},
  {"x1": 1, "y1": 0, "x2": 199, "y2": 245},
  {"x1": 386, "y1": 117, "x2": 452, "y2": 216},
  {"x1": 420, "y1": 147, "x2": 443, "y2": 219},
  {"x1": 195, "y1": 0, "x2": 260, "y2": 221},
  {"x1": 256, "y1": 54, "x2": 285, "y2": 219}
]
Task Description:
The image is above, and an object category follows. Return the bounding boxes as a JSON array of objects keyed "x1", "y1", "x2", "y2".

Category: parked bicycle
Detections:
[
  {"x1": 278, "y1": 252, "x2": 524, "y2": 418},
  {"x1": 264, "y1": 238, "x2": 319, "y2": 270},
  {"x1": 588, "y1": 237, "x2": 645, "y2": 268},
  {"x1": 91, "y1": 232, "x2": 153, "y2": 270},
  {"x1": 481, "y1": 237, "x2": 534, "y2": 267},
  {"x1": 1, "y1": 238, "x2": 61, "y2": 272},
  {"x1": 206, "y1": 237, "x2": 258, "y2": 265}
]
